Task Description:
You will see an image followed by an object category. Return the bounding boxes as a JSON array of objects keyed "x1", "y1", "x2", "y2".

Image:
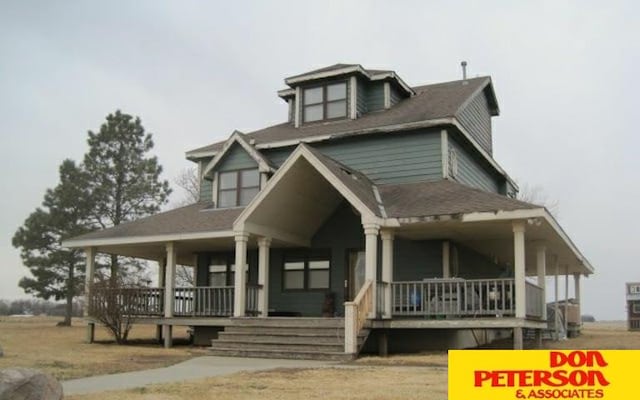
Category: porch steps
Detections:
[{"x1": 209, "y1": 317, "x2": 369, "y2": 361}]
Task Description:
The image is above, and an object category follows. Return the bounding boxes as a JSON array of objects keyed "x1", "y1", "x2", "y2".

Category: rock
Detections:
[{"x1": 0, "y1": 368, "x2": 63, "y2": 400}]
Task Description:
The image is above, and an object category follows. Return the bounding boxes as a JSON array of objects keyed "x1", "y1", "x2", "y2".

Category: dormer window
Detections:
[
  {"x1": 218, "y1": 169, "x2": 260, "y2": 208},
  {"x1": 303, "y1": 82, "x2": 347, "y2": 122}
]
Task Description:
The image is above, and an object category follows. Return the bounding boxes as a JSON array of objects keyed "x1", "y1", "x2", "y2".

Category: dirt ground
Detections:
[
  {"x1": 0, "y1": 316, "x2": 206, "y2": 379},
  {"x1": 2, "y1": 317, "x2": 638, "y2": 400}
]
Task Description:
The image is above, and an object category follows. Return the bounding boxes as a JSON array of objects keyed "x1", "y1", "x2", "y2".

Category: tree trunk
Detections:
[{"x1": 110, "y1": 254, "x2": 119, "y2": 287}]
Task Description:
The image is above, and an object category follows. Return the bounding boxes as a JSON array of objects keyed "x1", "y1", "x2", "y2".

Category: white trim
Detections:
[
  {"x1": 202, "y1": 131, "x2": 274, "y2": 177},
  {"x1": 294, "y1": 86, "x2": 301, "y2": 128},
  {"x1": 243, "y1": 222, "x2": 309, "y2": 247},
  {"x1": 62, "y1": 230, "x2": 235, "y2": 248},
  {"x1": 186, "y1": 150, "x2": 218, "y2": 160},
  {"x1": 369, "y1": 71, "x2": 414, "y2": 96},
  {"x1": 277, "y1": 88, "x2": 295, "y2": 98},
  {"x1": 350, "y1": 76, "x2": 357, "y2": 119},
  {"x1": 211, "y1": 171, "x2": 218, "y2": 205},
  {"x1": 384, "y1": 82, "x2": 391, "y2": 109},
  {"x1": 286, "y1": 65, "x2": 366, "y2": 85},
  {"x1": 441, "y1": 129, "x2": 449, "y2": 178},
  {"x1": 233, "y1": 144, "x2": 383, "y2": 234}
]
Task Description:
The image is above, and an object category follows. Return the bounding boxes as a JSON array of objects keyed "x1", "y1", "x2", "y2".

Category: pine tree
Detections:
[
  {"x1": 82, "y1": 110, "x2": 171, "y2": 284},
  {"x1": 12, "y1": 160, "x2": 92, "y2": 325}
]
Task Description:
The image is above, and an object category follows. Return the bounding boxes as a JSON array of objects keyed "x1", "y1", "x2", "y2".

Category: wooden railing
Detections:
[
  {"x1": 344, "y1": 280, "x2": 373, "y2": 354},
  {"x1": 525, "y1": 281, "x2": 545, "y2": 319},
  {"x1": 90, "y1": 287, "x2": 164, "y2": 317},
  {"x1": 173, "y1": 287, "x2": 234, "y2": 317},
  {"x1": 391, "y1": 278, "x2": 516, "y2": 317},
  {"x1": 629, "y1": 318, "x2": 640, "y2": 331},
  {"x1": 246, "y1": 284, "x2": 262, "y2": 316}
]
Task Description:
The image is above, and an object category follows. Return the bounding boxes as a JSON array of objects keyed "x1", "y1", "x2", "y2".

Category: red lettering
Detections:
[{"x1": 474, "y1": 371, "x2": 492, "y2": 387}]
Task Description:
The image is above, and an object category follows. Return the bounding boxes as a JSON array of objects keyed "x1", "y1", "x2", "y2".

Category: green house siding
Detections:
[
  {"x1": 449, "y1": 136, "x2": 499, "y2": 193},
  {"x1": 365, "y1": 81, "x2": 385, "y2": 112},
  {"x1": 457, "y1": 92, "x2": 493, "y2": 154},
  {"x1": 216, "y1": 143, "x2": 258, "y2": 172},
  {"x1": 356, "y1": 77, "x2": 368, "y2": 115},
  {"x1": 263, "y1": 130, "x2": 443, "y2": 185},
  {"x1": 389, "y1": 84, "x2": 402, "y2": 106},
  {"x1": 393, "y1": 239, "x2": 443, "y2": 281}
]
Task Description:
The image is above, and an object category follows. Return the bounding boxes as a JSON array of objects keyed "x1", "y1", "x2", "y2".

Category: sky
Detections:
[{"x1": 0, "y1": 1, "x2": 637, "y2": 320}]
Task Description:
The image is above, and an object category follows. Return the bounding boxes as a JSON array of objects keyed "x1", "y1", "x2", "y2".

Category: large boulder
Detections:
[{"x1": 0, "y1": 368, "x2": 63, "y2": 400}]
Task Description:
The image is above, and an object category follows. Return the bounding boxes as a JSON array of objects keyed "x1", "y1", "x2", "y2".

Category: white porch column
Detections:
[
  {"x1": 156, "y1": 258, "x2": 166, "y2": 343},
  {"x1": 84, "y1": 247, "x2": 96, "y2": 343},
  {"x1": 442, "y1": 241, "x2": 450, "y2": 278},
  {"x1": 257, "y1": 237, "x2": 272, "y2": 317},
  {"x1": 381, "y1": 229, "x2": 394, "y2": 319},
  {"x1": 512, "y1": 221, "x2": 526, "y2": 350},
  {"x1": 163, "y1": 242, "x2": 177, "y2": 348},
  {"x1": 536, "y1": 244, "x2": 547, "y2": 320},
  {"x1": 564, "y1": 265, "x2": 569, "y2": 334},
  {"x1": 233, "y1": 232, "x2": 249, "y2": 317},
  {"x1": 554, "y1": 257, "x2": 560, "y2": 340},
  {"x1": 363, "y1": 223, "x2": 379, "y2": 318},
  {"x1": 574, "y1": 273, "x2": 581, "y2": 330}
]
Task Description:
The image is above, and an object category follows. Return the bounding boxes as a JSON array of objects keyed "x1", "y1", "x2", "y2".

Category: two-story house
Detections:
[{"x1": 64, "y1": 64, "x2": 594, "y2": 359}]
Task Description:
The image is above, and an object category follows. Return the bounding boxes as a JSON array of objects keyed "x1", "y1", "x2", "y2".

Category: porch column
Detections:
[
  {"x1": 536, "y1": 244, "x2": 547, "y2": 320},
  {"x1": 512, "y1": 221, "x2": 526, "y2": 350},
  {"x1": 554, "y1": 257, "x2": 560, "y2": 340},
  {"x1": 156, "y1": 258, "x2": 166, "y2": 343},
  {"x1": 257, "y1": 237, "x2": 272, "y2": 317},
  {"x1": 363, "y1": 223, "x2": 379, "y2": 318},
  {"x1": 564, "y1": 265, "x2": 569, "y2": 334},
  {"x1": 163, "y1": 242, "x2": 177, "y2": 348},
  {"x1": 233, "y1": 232, "x2": 249, "y2": 317},
  {"x1": 84, "y1": 247, "x2": 96, "y2": 343},
  {"x1": 442, "y1": 241, "x2": 450, "y2": 278},
  {"x1": 574, "y1": 273, "x2": 581, "y2": 332},
  {"x1": 381, "y1": 229, "x2": 394, "y2": 319}
]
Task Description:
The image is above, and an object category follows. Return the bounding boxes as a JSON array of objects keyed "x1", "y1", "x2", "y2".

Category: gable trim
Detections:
[
  {"x1": 202, "y1": 130, "x2": 275, "y2": 177},
  {"x1": 233, "y1": 144, "x2": 383, "y2": 233}
]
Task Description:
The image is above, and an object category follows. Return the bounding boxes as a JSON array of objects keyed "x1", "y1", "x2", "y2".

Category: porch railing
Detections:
[
  {"x1": 174, "y1": 287, "x2": 234, "y2": 317},
  {"x1": 90, "y1": 287, "x2": 165, "y2": 317},
  {"x1": 377, "y1": 281, "x2": 388, "y2": 317},
  {"x1": 391, "y1": 278, "x2": 516, "y2": 317},
  {"x1": 525, "y1": 281, "x2": 544, "y2": 319},
  {"x1": 246, "y1": 284, "x2": 262, "y2": 316},
  {"x1": 345, "y1": 279, "x2": 373, "y2": 354}
]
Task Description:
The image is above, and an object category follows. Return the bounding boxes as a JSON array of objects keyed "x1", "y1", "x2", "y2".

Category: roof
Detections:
[
  {"x1": 378, "y1": 179, "x2": 539, "y2": 219},
  {"x1": 187, "y1": 77, "x2": 492, "y2": 157},
  {"x1": 65, "y1": 203, "x2": 242, "y2": 243},
  {"x1": 285, "y1": 63, "x2": 394, "y2": 81}
]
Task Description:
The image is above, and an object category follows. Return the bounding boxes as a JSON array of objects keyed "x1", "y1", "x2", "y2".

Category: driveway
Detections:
[{"x1": 63, "y1": 356, "x2": 334, "y2": 395}]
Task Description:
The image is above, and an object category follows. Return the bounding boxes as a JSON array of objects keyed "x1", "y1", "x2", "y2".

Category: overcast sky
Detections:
[{"x1": 1, "y1": 1, "x2": 637, "y2": 320}]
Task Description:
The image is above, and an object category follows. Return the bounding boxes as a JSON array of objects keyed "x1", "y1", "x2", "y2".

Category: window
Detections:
[
  {"x1": 303, "y1": 82, "x2": 347, "y2": 122},
  {"x1": 283, "y1": 253, "x2": 331, "y2": 290},
  {"x1": 633, "y1": 302, "x2": 640, "y2": 314},
  {"x1": 218, "y1": 169, "x2": 260, "y2": 208},
  {"x1": 630, "y1": 285, "x2": 640, "y2": 294},
  {"x1": 208, "y1": 260, "x2": 248, "y2": 286}
]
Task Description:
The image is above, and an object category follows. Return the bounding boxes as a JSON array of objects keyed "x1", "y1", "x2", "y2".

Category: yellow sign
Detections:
[{"x1": 449, "y1": 350, "x2": 638, "y2": 399}]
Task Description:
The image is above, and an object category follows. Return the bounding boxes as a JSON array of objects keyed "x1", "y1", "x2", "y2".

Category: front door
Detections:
[{"x1": 345, "y1": 250, "x2": 366, "y2": 301}]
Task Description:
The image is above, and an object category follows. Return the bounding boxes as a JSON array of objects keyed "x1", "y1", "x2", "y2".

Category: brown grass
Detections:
[
  {"x1": 67, "y1": 366, "x2": 449, "y2": 400},
  {"x1": 0, "y1": 316, "x2": 206, "y2": 380}
]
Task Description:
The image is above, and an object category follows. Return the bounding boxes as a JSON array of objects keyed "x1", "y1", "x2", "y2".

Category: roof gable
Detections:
[{"x1": 202, "y1": 130, "x2": 275, "y2": 177}]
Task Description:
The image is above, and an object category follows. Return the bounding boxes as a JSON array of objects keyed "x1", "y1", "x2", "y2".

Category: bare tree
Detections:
[
  {"x1": 176, "y1": 265, "x2": 195, "y2": 287},
  {"x1": 89, "y1": 278, "x2": 139, "y2": 344},
  {"x1": 517, "y1": 182, "x2": 560, "y2": 217},
  {"x1": 174, "y1": 167, "x2": 200, "y2": 206}
]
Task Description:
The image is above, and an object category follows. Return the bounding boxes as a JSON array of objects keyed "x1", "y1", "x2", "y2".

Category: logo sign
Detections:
[{"x1": 449, "y1": 350, "x2": 637, "y2": 399}]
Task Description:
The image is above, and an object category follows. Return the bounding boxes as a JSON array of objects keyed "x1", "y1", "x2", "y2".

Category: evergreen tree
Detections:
[
  {"x1": 12, "y1": 160, "x2": 92, "y2": 325},
  {"x1": 82, "y1": 110, "x2": 171, "y2": 283}
]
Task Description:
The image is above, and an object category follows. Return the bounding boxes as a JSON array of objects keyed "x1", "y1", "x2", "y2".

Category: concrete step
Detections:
[
  {"x1": 223, "y1": 326, "x2": 346, "y2": 336},
  {"x1": 227, "y1": 317, "x2": 344, "y2": 328},
  {"x1": 210, "y1": 341, "x2": 344, "y2": 353},
  {"x1": 208, "y1": 347, "x2": 354, "y2": 361},
  {"x1": 218, "y1": 333, "x2": 346, "y2": 345}
]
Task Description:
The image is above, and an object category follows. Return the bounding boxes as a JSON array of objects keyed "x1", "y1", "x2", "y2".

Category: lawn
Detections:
[{"x1": 0, "y1": 316, "x2": 206, "y2": 380}]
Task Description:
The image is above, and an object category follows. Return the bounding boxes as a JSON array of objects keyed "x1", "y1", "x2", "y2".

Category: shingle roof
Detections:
[
  {"x1": 378, "y1": 179, "x2": 539, "y2": 219},
  {"x1": 285, "y1": 63, "x2": 394, "y2": 81},
  {"x1": 187, "y1": 77, "x2": 491, "y2": 156},
  {"x1": 67, "y1": 203, "x2": 242, "y2": 242},
  {"x1": 302, "y1": 144, "x2": 383, "y2": 217}
]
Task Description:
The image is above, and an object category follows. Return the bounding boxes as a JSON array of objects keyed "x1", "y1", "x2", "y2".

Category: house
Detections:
[
  {"x1": 626, "y1": 282, "x2": 640, "y2": 330},
  {"x1": 63, "y1": 63, "x2": 594, "y2": 359}
]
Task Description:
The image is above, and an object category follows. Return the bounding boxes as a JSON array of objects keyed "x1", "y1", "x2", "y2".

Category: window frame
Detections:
[
  {"x1": 633, "y1": 302, "x2": 640, "y2": 314},
  {"x1": 282, "y1": 250, "x2": 331, "y2": 292},
  {"x1": 217, "y1": 168, "x2": 260, "y2": 208},
  {"x1": 207, "y1": 257, "x2": 249, "y2": 287},
  {"x1": 302, "y1": 80, "x2": 348, "y2": 123}
]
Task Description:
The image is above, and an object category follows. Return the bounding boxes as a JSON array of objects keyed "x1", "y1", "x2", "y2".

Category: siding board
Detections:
[
  {"x1": 457, "y1": 92, "x2": 493, "y2": 154},
  {"x1": 365, "y1": 81, "x2": 385, "y2": 112},
  {"x1": 216, "y1": 143, "x2": 258, "y2": 172},
  {"x1": 449, "y1": 137, "x2": 499, "y2": 193}
]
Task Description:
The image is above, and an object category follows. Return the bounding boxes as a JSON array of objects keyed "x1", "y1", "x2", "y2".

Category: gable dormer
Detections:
[{"x1": 278, "y1": 64, "x2": 414, "y2": 127}]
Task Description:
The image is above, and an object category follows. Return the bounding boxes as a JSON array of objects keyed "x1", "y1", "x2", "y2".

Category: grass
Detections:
[
  {"x1": 0, "y1": 316, "x2": 207, "y2": 380},
  {"x1": 67, "y1": 366, "x2": 449, "y2": 400}
]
